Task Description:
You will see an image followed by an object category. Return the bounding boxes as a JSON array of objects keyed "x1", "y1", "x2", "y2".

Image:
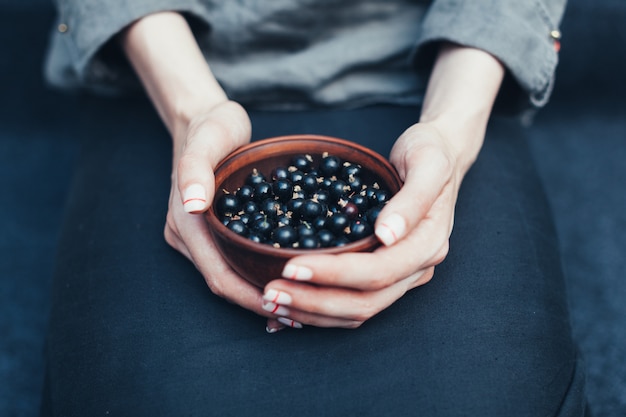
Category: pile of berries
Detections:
[{"x1": 215, "y1": 153, "x2": 390, "y2": 249}]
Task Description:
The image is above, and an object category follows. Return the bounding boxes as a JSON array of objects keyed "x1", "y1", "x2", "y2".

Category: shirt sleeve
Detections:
[
  {"x1": 44, "y1": 0, "x2": 211, "y2": 94},
  {"x1": 413, "y1": 0, "x2": 567, "y2": 113}
]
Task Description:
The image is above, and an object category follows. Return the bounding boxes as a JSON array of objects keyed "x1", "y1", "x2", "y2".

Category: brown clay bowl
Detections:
[{"x1": 205, "y1": 134, "x2": 403, "y2": 288}]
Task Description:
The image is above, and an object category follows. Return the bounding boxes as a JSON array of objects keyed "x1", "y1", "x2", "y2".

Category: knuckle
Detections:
[
  {"x1": 176, "y1": 152, "x2": 198, "y2": 178},
  {"x1": 421, "y1": 267, "x2": 435, "y2": 285},
  {"x1": 345, "y1": 321, "x2": 364, "y2": 329},
  {"x1": 407, "y1": 142, "x2": 454, "y2": 176},
  {"x1": 205, "y1": 278, "x2": 226, "y2": 299},
  {"x1": 163, "y1": 218, "x2": 178, "y2": 248},
  {"x1": 219, "y1": 100, "x2": 252, "y2": 137},
  {"x1": 368, "y1": 272, "x2": 394, "y2": 290},
  {"x1": 351, "y1": 300, "x2": 379, "y2": 323},
  {"x1": 432, "y1": 240, "x2": 450, "y2": 265}
]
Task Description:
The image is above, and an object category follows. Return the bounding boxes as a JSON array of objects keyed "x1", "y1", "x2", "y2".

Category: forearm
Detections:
[
  {"x1": 419, "y1": 43, "x2": 505, "y2": 174},
  {"x1": 119, "y1": 11, "x2": 228, "y2": 141}
]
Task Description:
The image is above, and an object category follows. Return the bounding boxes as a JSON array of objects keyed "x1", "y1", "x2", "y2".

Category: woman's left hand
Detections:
[
  {"x1": 261, "y1": 43, "x2": 504, "y2": 330},
  {"x1": 261, "y1": 122, "x2": 465, "y2": 329}
]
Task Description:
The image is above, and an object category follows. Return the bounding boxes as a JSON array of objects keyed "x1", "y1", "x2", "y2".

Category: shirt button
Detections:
[
  {"x1": 550, "y1": 30, "x2": 561, "y2": 52},
  {"x1": 58, "y1": 23, "x2": 68, "y2": 33}
]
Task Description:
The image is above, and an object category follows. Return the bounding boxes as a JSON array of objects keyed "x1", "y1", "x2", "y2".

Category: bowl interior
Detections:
[{"x1": 207, "y1": 135, "x2": 403, "y2": 256}]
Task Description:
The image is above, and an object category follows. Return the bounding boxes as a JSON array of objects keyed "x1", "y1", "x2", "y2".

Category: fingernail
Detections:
[
  {"x1": 375, "y1": 213, "x2": 406, "y2": 246},
  {"x1": 262, "y1": 301, "x2": 290, "y2": 316},
  {"x1": 266, "y1": 325, "x2": 284, "y2": 334},
  {"x1": 277, "y1": 317, "x2": 303, "y2": 329},
  {"x1": 282, "y1": 264, "x2": 313, "y2": 280},
  {"x1": 183, "y1": 183, "x2": 207, "y2": 213},
  {"x1": 263, "y1": 289, "x2": 293, "y2": 305}
]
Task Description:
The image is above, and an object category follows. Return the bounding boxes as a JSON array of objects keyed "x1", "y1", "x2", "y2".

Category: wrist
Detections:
[
  {"x1": 120, "y1": 11, "x2": 228, "y2": 138},
  {"x1": 170, "y1": 94, "x2": 230, "y2": 145},
  {"x1": 420, "y1": 113, "x2": 488, "y2": 176},
  {"x1": 418, "y1": 43, "x2": 505, "y2": 174}
]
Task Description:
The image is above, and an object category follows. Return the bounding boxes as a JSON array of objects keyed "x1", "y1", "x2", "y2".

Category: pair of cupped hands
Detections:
[{"x1": 165, "y1": 100, "x2": 460, "y2": 332}]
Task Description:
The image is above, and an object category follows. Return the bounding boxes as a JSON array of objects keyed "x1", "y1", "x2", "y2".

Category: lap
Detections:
[{"x1": 41, "y1": 104, "x2": 586, "y2": 416}]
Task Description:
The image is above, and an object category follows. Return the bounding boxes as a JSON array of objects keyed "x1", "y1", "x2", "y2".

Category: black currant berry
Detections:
[
  {"x1": 272, "y1": 178, "x2": 293, "y2": 202},
  {"x1": 250, "y1": 216, "x2": 275, "y2": 238},
  {"x1": 259, "y1": 198, "x2": 281, "y2": 219},
  {"x1": 242, "y1": 200, "x2": 259, "y2": 215},
  {"x1": 219, "y1": 153, "x2": 391, "y2": 249},
  {"x1": 271, "y1": 166, "x2": 289, "y2": 181},
  {"x1": 226, "y1": 219, "x2": 248, "y2": 237},
  {"x1": 364, "y1": 187, "x2": 378, "y2": 204},
  {"x1": 289, "y1": 169, "x2": 305, "y2": 185},
  {"x1": 245, "y1": 168, "x2": 266, "y2": 186},
  {"x1": 350, "y1": 194, "x2": 370, "y2": 212},
  {"x1": 300, "y1": 199, "x2": 324, "y2": 221},
  {"x1": 248, "y1": 232, "x2": 265, "y2": 244},
  {"x1": 319, "y1": 154, "x2": 342, "y2": 176},
  {"x1": 319, "y1": 177, "x2": 333, "y2": 190},
  {"x1": 235, "y1": 184, "x2": 254, "y2": 202},
  {"x1": 313, "y1": 189, "x2": 331, "y2": 205},
  {"x1": 299, "y1": 235, "x2": 320, "y2": 249},
  {"x1": 341, "y1": 201, "x2": 359, "y2": 219},
  {"x1": 249, "y1": 211, "x2": 266, "y2": 224},
  {"x1": 374, "y1": 189, "x2": 390, "y2": 204},
  {"x1": 364, "y1": 205, "x2": 383, "y2": 226},
  {"x1": 291, "y1": 154, "x2": 314, "y2": 172},
  {"x1": 253, "y1": 181, "x2": 273, "y2": 202},
  {"x1": 312, "y1": 215, "x2": 328, "y2": 230},
  {"x1": 238, "y1": 213, "x2": 252, "y2": 225},
  {"x1": 329, "y1": 179, "x2": 349, "y2": 200},
  {"x1": 347, "y1": 219, "x2": 373, "y2": 241},
  {"x1": 276, "y1": 212, "x2": 294, "y2": 227},
  {"x1": 327, "y1": 212, "x2": 350, "y2": 234},
  {"x1": 216, "y1": 194, "x2": 241, "y2": 217},
  {"x1": 317, "y1": 229, "x2": 335, "y2": 247},
  {"x1": 272, "y1": 225, "x2": 298, "y2": 247},
  {"x1": 297, "y1": 224, "x2": 316, "y2": 238},
  {"x1": 300, "y1": 173, "x2": 318, "y2": 195},
  {"x1": 347, "y1": 176, "x2": 363, "y2": 192},
  {"x1": 286, "y1": 197, "x2": 305, "y2": 218},
  {"x1": 341, "y1": 163, "x2": 361, "y2": 180}
]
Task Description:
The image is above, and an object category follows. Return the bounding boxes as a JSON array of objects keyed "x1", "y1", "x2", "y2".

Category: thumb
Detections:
[
  {"x1": 375, "y1": 124, "x2": 454, "y2": 246},
  {"x1": 177, "y1": 101, "x2": 251, "y2": 214}
]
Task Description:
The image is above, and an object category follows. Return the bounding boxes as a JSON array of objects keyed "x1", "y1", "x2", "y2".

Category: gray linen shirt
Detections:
[{"x1": 45, "y1": 0, "x2": 567, "y2": 111}]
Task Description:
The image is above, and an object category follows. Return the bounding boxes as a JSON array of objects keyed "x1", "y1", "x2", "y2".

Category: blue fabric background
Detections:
[{"x1": 0, "y1": 0, "x2": 624, "y2": 416}]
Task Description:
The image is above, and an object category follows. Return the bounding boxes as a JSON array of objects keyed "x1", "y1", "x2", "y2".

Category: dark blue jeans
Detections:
[{"x1": 40, "y1": 103, "x2": 587, "y2": 416}]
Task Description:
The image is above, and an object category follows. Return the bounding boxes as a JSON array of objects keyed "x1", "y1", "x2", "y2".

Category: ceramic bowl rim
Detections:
[{"x1": 205, "y1": 134, "x2": 402, "y2": 257}]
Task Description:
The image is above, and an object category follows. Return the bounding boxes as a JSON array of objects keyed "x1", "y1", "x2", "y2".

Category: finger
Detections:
[
  {"x1": 279, "y1": 192, "x2": 452, "y2": 291},
  {"x1": 375, "y1": 124, "x2": 455, "y2": 246},
  {"x1": 171, "y1": 203, "x2": 277, "y2": 319},
  {"x1": 177, "y1": 101, "x2": 251, "y2": 213},
  {"x1": 265, "y1": 318, "x2": 286, "y2": 333},
  {"x1": 263, "y1": 269, "x2": 433, "y2": 327}
]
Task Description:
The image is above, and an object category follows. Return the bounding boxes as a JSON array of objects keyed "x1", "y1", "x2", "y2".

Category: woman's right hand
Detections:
[
  {"x1": 163, "y1": 100, "x2": 281, "y2": 325},
  {"x1": 121, "y1": 13, "x2": 287, "y2": 331}
]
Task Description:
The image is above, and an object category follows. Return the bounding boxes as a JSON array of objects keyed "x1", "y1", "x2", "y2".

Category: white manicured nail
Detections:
[
  {"x1": 277, "y1": 317, "x2": 303, "y2": 329},
  {"x1": 266, "y1": 325, "x2": 283, "y2": 334},
  {"x1": 375, "y1": 213, "x2": 406, "y2": 246},
  {"x1": 183, "y1": 183, "x2": 207, "y2": 213},
  {"x1": 282, "y1": 264, "x2": 313, "y2": 280},
  {"x1": 263, "y1": 289, "x2": 293, "y2": 305},
  {"x1": 262, "y1": 301, "x2": 290, "y2": 317}
]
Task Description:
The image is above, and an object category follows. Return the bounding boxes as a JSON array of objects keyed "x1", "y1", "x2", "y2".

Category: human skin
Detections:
[{"x1": 120, "y1": 11, "x2": 504, "y2": 331}]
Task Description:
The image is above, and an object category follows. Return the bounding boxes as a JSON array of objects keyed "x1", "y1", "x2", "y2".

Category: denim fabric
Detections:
[
  {"x1": 39, "y1": 104, "x2": 586, "y2": 416},
  {"x1": 45, "y1": 0, "x2": 566, "y2": 111}
]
